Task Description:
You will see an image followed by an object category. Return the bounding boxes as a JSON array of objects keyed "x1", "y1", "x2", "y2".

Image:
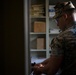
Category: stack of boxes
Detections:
[
  {"x1": 31, "y1": 4, "x2": 45, "y2": 17},
  {"x1": 33, "y1": 21, "x2": 46, "y2": 49},
  {"x1": 31, "y1": 4, "x2": 45, "y2": 49},
  {"x1": 33, "y1": 21, "x2": 45, "y2": 49}
]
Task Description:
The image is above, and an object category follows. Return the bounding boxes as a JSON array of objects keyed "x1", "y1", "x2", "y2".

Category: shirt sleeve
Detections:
[{"x1": 50, "y1": 36, "x2": 64, "y2": 56}]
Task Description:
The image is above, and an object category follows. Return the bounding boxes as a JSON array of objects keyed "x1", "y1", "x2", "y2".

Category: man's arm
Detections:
[
  {"x1": 41, "y1": 58, "x2": 50, "y2": 64},
  {"x1": 42, "y1": 55, "x2": 63, "y2": 75},
  {"x1": 33, "y1": 55, "x2": 63, "y2": 75},
  {"x1": 33, "y1": 36, "x2": 64, "y2": 75}
]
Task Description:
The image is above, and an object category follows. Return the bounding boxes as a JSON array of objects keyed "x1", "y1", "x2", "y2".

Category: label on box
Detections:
[{"x1": 49, "y1": 5, "x2": 55, "y2": 18}]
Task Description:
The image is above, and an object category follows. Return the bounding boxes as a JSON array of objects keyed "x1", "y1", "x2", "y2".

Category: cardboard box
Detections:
[
  {"x1": 31, "y1": 4, "x2": 44, "y2": 11},
  {"x1": 37, "y1": 38, "x2": 45, "y2": 49},
  {"x1": 31, "y1": 12, "x2": 44, "y2": 16},
  {"x1": 34, "y1": 21, "x2": 46, "y2": 32},
  {"x1": 31, "y1": 4, "x2": 44, "y2": 16}
]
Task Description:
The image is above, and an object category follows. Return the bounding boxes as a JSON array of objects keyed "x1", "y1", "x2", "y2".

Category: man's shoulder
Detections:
[{"x1": 58, "y1": 27, "x2": 75, "y2": 37}]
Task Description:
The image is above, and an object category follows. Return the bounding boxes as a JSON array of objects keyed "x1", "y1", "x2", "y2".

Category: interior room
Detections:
[{"x1": 2, "y1": 0, "x2": 76, "y2": 75}]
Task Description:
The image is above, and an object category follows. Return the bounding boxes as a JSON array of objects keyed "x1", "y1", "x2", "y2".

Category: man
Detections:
[{"x1": 33, "y1": 1, "x2": 76, "y2": 75}]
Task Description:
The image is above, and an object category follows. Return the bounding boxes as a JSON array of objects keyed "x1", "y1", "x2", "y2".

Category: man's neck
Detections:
[{"x1": 66, "y1": 21, "x2": 76, "y2": 28}]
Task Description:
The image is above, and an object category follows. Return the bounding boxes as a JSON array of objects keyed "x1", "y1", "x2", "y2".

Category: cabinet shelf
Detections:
[
  {"x1": 30, "y1": 32, "x2": 46, "y2": 34},
  {"x1": 30, "y1": 0, "x2": 59, "y2": 62},
  {"x1": 49, "y1": 33, "x2": 59, "y2": 35},
  {"x1": 31, "y1": 49, "x2": 46, "y2": 51},
  {"x1": 31, "y1": 16, "x2": 46, "y2": 18}
]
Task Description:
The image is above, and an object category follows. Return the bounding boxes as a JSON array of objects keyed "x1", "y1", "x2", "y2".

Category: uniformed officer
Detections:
[{"x1": 33, "y1": 1, "x2": 76, "y2": 75}]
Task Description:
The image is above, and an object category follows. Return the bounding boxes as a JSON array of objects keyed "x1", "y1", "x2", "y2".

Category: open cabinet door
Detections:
[{"x1": 3, "y1": 0, "x2": 31, "y2": 75}]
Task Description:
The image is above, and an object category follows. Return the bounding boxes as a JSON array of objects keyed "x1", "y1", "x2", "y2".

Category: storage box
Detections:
[
  {"x1": 34, "y1": 21, "x2": 46, "y2": 32},
  {"x1": 49, "y1": 5, "x2": 55, "y2": 17},
  {"x1": 31, "y1": 4, "x2": 44, "y2": 11},
  {"x1": 31, "y1": 12, "x2": 44, "y2": 16},
  {"x1": 31, "y1": 4, "x2": 44, "y2": 16},
  {"x1": 37, "y1": 38, "x2": 45, "y2": 49}
]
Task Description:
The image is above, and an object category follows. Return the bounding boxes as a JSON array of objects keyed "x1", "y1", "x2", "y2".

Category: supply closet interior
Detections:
[{"x1": 29, "y1": 0, "x2": 76, "y2": 64}]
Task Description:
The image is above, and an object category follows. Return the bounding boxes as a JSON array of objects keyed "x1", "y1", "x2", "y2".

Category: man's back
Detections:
[{"x1": 58, "y1": 25, "x2": 76, "y2": 75}]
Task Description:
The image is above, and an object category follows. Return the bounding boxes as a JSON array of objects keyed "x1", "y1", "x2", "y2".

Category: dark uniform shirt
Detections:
[{"x1": 50, "y1": 25, "x2": 76, "y2": 75}]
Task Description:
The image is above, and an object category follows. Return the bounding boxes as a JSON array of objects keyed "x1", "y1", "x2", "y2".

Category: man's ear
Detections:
[{"x1": 63, "y1": 13, "x2": 68, "y2": 19}]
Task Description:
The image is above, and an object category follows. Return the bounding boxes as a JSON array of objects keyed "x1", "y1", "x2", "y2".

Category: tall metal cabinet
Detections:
[
  {"x1": 29, "y1": 0, "x2": 60, "y2": 64},
  {"x1": 30, "y1": 0, "x2": 60, "y2": 64}
]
